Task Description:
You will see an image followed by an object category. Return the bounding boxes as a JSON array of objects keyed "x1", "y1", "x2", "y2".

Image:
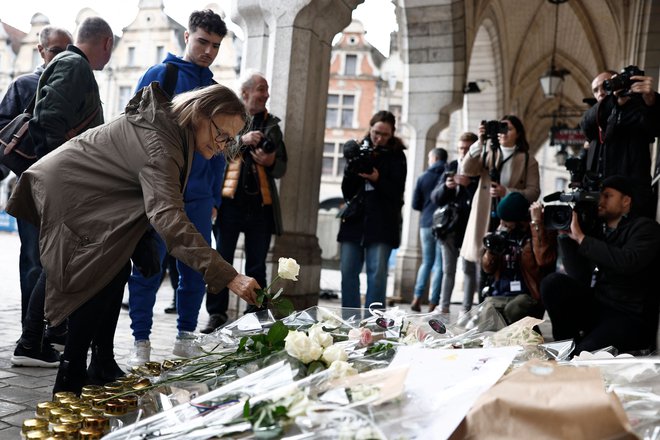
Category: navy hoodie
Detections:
[{"x1": 412, "y1": 160, "x2": 446, "y2": 227}]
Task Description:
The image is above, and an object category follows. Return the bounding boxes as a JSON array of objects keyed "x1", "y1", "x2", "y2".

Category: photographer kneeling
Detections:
[
  {"x1": 541, "y1": 175, "x2": 660, "y2": 355},
  {"x1": 481, "y1": 193, "x2": 557, "y2": 325}
]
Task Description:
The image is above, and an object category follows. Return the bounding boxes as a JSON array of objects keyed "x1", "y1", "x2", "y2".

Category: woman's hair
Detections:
[
  {"x1": 501, "y1": 115, "x2": 529, "y2": 152},
  {"x1": 366, "y1": 110, "x2": 406, "y2": 151},
  {"x1": 171, "y1": 84, "x2": 249, "y2": 131}
]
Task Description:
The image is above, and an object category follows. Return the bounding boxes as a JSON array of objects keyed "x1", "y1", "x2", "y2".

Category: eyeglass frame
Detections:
[{"x1": 210, "y1": 118, "x2": 237, "y2": 151}]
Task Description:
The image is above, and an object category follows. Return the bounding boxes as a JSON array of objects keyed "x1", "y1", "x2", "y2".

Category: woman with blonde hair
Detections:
[{"x1": 7, "y1": 82, "x2": 260, "y2": 394}]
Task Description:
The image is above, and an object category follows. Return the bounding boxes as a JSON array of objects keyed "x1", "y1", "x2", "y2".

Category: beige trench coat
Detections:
[
  {"x1": 6, "y1": 84, "x2": 238, "y2": 326},
  {"x1": 459, "y1": 146, "x2": 540, "y2": 263}
]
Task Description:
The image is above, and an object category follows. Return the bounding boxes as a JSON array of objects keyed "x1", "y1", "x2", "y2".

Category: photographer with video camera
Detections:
[
  {"x1": 541, "y1": 175, "x2": 660, "y2": 355},
  {"x1": 459, "y1": 116, "x2": 540, "y2": 295},
  {"x1": 481, "y1": 193, "x2": 557, "y2": 325},
  {"x1": 581, "y1": 67, "x2": 660, "y2": 217},
  {"x1": 337, "y1": 111, "x2": 407, "y2": 309}
]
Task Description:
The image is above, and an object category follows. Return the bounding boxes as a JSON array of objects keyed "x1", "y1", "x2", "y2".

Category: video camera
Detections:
[
  {"x1": 343, "y1": 139, "x2": 376, "y2": 175},
  {"x1": 543, "y1": 157, "x2": 601, "y2": 232},
  {"x1": 603, "y1": 65, "x2": 644, "y2": 95},
  {"x1": 255, "y1": 136, "x2": 277, "y2": 153}
]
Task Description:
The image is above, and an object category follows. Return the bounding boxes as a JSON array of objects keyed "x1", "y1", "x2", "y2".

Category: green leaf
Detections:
[
  {"x1": 266, "y1": 321, "x2": 289, "y2": 345},
  {"x1": 276, "y1": 298, "x2": 294, "y2": 317},
  {"x1": 243, "y1": 399, "x2": 251, "y2": 419},
  {"x1": 255, "y1": 289, "x2": 266, "y2": 307},
  {"x1": 272, "y1": 288, "x2": 284, "y2": 301},
  {"x1": 307, "y1": 361, "x2": 326, "y2": 375}
]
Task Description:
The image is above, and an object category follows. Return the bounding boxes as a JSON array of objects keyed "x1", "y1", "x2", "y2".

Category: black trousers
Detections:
[
  {"x1": 62, "y1": 262, "x2": 131, "y2": 371},
  {"x1": 540, "y1": 272, "x2": 654, "y2": 355}
]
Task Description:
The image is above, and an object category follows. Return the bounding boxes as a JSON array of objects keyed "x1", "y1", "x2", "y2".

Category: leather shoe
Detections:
[
  {"x1": 200, "y1": 313, "x2": 228, "y2": 334},
  {"x1": 164, "y1": 302, "x2": 177, "y2": 314}
]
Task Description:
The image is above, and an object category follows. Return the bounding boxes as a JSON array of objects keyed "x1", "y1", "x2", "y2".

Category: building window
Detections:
[
  {"x1": 156, "y1": 46, "x2": 164, "y2": 63},
  {"x1": 127, "y1": 47, "x2": 136, "y2": 66},
  {"x1": 322, "y1": 141, "x2": 346, "y2": 178},
  {"x1": 118, "y1": 86, "x2": 132, "y2": 111},
  {"x1": 326, "y1": 93, "x2": 355, "y2": 128},
  {"x1": 344, "y1": 54, "x2": 357, "y2": 76}
]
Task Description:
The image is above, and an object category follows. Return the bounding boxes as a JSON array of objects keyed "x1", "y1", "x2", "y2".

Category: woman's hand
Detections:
[
  {"x1": 227, "y1": 274, "x2": 260, "y2": 304},
  {"x1": 453, "y1": 174, "x2": 470, "y2": 187},
  {"x1": 489, "y1": 182, "x2": 506, "y2": 198},
  {"x1": 529, "y1": 201, "x2": 543, "y2": 223},
  {"x1": 250, "y1": 148, "x2": 276, "y2": 167},
  {"x1": 358, "y1": 167, "x2": 379, "y2": 183}
]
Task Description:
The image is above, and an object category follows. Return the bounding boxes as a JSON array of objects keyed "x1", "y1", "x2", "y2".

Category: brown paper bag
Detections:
[{"x1": 450, "y1": 360, "x2": 637, "y2": 440}]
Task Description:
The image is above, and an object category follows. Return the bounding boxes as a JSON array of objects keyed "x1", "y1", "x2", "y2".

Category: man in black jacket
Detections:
[
  {"x1": 541, "y1": 175, "x2": 660, "y2": 355},
  {"x1": 410, "y1": 147, "x2": 447, "y2": 312},
  {"x1": 581, "y1": 70, "x2": 659, "y2": 217},
  {"x1": 431, "y1": 132, "x2": 479, "y2": 314},
  {"x1": 0, "y1": 25, "x2": 72, "y2": 329}
]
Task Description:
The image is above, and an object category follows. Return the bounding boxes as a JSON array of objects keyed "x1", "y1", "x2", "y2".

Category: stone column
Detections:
[
  {"x1": 232, "y1": 0, "x2": 362, "y2": 310},
  {"x1": 394, "y1": 0, "x2": 467, "y2": 302}
]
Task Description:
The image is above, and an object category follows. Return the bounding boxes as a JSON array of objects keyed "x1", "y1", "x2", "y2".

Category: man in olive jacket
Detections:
[{"x1": 11, "y1": 17, "x2": 114, "y2": 369}]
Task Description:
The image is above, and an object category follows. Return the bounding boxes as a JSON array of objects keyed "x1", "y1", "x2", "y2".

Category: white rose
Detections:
[
  {"x1": 321, "y1": 344, "x2": 348, "y2": 365},
  {"x1": 285, "y1": 330, "x2": 322, "y2": 363},
  {"x1": 278, "y1": 257, "x2": 300, "y2": 281},
  {"x1": 308, "y1": 324, "x2": 333, "y2": 348},
  {"x1": 327, "y1": 360, "x2": 357, "y2": 379}
]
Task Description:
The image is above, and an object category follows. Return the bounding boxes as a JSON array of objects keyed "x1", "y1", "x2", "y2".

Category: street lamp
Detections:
[{"x1": 540, "y1": 0, "x2": 569, "y2": 97}]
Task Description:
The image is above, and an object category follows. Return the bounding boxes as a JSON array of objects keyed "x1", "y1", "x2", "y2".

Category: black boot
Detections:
[
  {"x1": 87, "y1": 345, "x2": 125, "y2": 385},
  {"x1": 53, "y1": 359, "x2": 88, "y2": 396}
]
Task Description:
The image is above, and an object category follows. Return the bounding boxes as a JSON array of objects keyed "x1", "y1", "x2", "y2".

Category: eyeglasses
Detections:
[
  {"x1": 44, "y1": 46, "x2": 65, "y2": 55},
  {"x1": 210, "y1": 118, "x2": 237, "y2": 150}
]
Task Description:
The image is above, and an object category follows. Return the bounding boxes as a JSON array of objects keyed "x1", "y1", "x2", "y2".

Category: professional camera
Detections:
[
  {"x1": 482, "y1": 229, "x2": 519, "y2": 256},
  {"x1": 543, "y1": 157, "x2": 601, "y2": 232},
  {"x1": 602, "y1": 65, "x2": 644, "y2": 95},
  {"x1": 255, "y1": 136, "x2": 277, "y2": 153},
  {"x1": 343, "y1": 139, "x2": 375, "y2": 174},
  {"x1": 481, "y1": 120, "x2": 509, "y2": 142}
]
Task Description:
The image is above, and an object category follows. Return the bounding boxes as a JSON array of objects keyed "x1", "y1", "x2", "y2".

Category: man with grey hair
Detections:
[
  {"x1": 0, "y1": 24, "x2": 72, "y2": 357},
  {"x1": 200, "y1": 71, "x2": 288, "y2": 333},
  {"x1": 11, "y1": 17, "x2": 114, "y2": 373}
]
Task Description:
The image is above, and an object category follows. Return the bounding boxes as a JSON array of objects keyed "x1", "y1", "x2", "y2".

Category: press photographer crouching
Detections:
[
  {"x1": 581, "y1": 66, "x2": 660, "y2": 217},
  {"x1": 480, "y1": 193, "x2": 557, "y2": 325},
  {"x1": 541, "y1": 175, "x2": 660, "y2": 356},
  {"x1": 337, "y1": 111, "x2": 407, "y2": 309}
]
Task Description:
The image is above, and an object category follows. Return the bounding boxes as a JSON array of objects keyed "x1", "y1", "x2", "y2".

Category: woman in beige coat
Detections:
[
  {"x1": 459, "y1": 115, "x2": 540, "y2": 296},
  {"x1": 7, "y1": 83, "x2": 260, "y2": 394}
]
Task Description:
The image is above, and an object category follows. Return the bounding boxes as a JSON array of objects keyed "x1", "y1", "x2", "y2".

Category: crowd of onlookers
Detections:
[{"x1": 0, "y1": 6, "x2": 658, "y2": 401}]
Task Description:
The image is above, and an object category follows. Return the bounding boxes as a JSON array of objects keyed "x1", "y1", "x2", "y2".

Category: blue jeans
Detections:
[
  {"x1": 128, "y1": 198, "x2": 213, "y2": 340},
  {"x1": 413, "y1": 227, "x2": 443, "y2": 305},
  {"x1": 340, "y1": 241, "x2": 392, "y2": 309},
  {"x1": 17, "y1": 218, "x2": 42, "y2": 323},
  {"x1": 440, "y1": 233, "x2": 477, "y2": 311}
]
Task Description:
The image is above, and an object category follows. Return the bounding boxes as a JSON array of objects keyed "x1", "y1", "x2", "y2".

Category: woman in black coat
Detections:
[{"x1": 337, "y1": 111, "x2": 407, "y2": 309}]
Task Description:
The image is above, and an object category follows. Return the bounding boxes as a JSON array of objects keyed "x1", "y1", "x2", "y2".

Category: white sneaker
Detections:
[
  {"x1": 172, "y1": 332, "x2": 203, "y2": 358},
  {"x1": 127, "y1": 340, "x2": 151, "y2": 368}
]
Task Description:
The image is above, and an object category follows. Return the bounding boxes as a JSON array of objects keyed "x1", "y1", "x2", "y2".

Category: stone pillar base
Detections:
[
  {"x1": 269, "y1": 232, "x2": 322, "y2": 314},
  {"x1": 393, "y1": 248, "x2": 421, "y2": 304}
]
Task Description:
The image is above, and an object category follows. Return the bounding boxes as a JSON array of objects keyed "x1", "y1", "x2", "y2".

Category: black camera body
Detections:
[
  {"x1": 603, "y1": 65, "x2": 644, "y2": 95},
  {"x1": 481, "y1": 120, "x2": 509, "y2": 141},
  {"x1": 343, "y1": 139, "x2": 376, "y2": 175},
  {"x1": 256, "y1": 136, "x2": 277, "y2": 154},
  {"x1": 543, "y1": 157, "x2": 601, "y2": 232},
  {"x1": 483, "y1": 229, "x2": 519, "y2": 256}
]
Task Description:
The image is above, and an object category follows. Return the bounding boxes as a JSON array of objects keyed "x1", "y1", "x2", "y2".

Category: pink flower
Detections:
[{"x1": 348, "y1": 328, "x2": 373, "y2": 347}]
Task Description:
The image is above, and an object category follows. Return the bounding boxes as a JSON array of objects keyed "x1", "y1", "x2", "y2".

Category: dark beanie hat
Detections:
[
  {"x1": 601, "y1": 175, "x2": 634, "y2": 198},
  {"x1": 496, "y1": 192, "x2": 530, "y2": 222}
]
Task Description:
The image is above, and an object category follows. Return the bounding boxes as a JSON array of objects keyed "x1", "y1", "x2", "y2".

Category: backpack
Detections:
[
  {"x1": 0, "y1": 96, "x2": 37, "y2": 175},
  {"x1": 431, "y1": 202, "x2": 460, "y2": 240}
]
